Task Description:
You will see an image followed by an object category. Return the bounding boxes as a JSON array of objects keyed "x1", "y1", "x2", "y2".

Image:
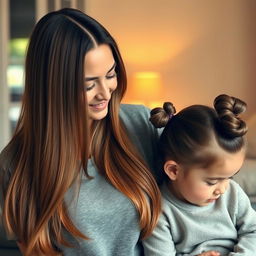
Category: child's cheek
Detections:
[{"x1": 194, "y1": 185, "x2": 212, "y2": 200}]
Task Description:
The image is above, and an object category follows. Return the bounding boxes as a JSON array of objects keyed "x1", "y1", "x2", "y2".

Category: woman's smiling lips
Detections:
[{"x1": 89, "y1": 101, "x2": 108, "y2": 111}]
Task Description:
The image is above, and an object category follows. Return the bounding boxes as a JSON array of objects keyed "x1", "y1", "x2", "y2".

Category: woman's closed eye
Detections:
[
  {"x1": 106, "y1": 71, "x2": 116, "y2": 79},
  {"x1": 85, "y1": 82, "x2": 95, "y2": 91},
  {"x1": 85, "y1": 71, "x2": 116, "y2": 91}
]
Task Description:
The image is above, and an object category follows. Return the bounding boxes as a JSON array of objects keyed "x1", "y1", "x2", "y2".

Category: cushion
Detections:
[{"x1": 233, "y1": 158, "x2": 256, "y2": 197}]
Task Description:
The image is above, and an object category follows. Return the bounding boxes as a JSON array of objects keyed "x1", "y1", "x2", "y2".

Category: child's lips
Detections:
[{"x1": 208, "y1": 196, "x2": 220, "y2": 202}]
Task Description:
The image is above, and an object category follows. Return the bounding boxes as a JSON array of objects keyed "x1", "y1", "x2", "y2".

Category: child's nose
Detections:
[{"x1": 214, "y1": 180, "x2": 229, "y2": 195}]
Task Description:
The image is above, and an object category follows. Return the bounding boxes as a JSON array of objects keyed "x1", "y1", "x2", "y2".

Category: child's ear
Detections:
[{"x1": 164, "y1": 160, "x2": 180, "y2": 181}]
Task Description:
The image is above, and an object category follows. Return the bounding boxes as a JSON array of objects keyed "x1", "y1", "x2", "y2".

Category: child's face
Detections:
[{"x1": 171, "y1": 149, "x2": 245, "y2": 206}]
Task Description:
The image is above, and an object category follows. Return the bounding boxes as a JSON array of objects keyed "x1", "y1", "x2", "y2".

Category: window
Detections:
[
  {"x1": 8, "y1": 0, "x2": 35, "y2": 133},
  {"x1": 0, "y1": 0, "x2": 86, "y2": 150}
]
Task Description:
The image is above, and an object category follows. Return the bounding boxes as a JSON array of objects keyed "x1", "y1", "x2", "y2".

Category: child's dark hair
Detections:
[{"x1": 150, "y1": 94, "x2": 248, "y2": 168}]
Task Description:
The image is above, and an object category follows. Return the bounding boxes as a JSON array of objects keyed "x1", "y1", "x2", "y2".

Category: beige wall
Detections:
[{"x1": 86, "y1": 0, "x2": 256, "y2": 117}]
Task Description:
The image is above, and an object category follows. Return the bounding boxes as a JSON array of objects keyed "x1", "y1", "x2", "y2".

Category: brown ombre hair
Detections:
[
  {"x1": 150, "y1": 94, "x2": 248, "y2": 170},
  {"x1": 0, "y1": 8, "x2": 161, "y2": 255}
]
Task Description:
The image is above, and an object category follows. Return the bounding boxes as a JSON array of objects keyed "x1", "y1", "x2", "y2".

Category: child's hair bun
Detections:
[
  {"x1": 213, "y1": 94, "x2": 248, "y2": 137},
  {"x1": 150, "y1": 102, "x2": 176, "y2": 128}
]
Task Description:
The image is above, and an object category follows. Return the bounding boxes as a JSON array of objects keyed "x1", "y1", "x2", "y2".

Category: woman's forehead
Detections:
[{"x1": 84, "y1": 44, "x2": 115, "y2": 76}]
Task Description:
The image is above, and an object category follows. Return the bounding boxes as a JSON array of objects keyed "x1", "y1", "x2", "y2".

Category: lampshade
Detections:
[{"x1": 131, "y1": 71, "x2": 162, "y2": 102}]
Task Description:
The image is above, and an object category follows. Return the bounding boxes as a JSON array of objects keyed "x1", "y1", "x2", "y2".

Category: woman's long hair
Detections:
[{"x1": 0, "y1": 8, "x2": 161, "y2": 255}]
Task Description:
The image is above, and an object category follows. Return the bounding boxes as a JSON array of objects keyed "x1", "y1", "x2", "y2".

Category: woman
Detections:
[{"x1": 0, "y1": 8, "x2": 161, "y2": 256}]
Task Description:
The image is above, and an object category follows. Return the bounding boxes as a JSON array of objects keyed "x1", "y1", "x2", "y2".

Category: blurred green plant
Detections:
[{"x1": 9, "y1": 38, "x2": 28, "y2": 59}]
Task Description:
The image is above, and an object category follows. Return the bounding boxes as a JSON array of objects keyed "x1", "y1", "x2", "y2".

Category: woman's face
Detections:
[{"x1": 84, "y1": 44, "x2": 117, "y2": 124}]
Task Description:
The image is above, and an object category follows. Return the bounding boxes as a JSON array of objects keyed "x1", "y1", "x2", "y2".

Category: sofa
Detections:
[
  {"x1": 0, "y1": 115, "x2": 256, "y2": 255},
  {"x1": 233, "y1": 158, "x2": 256, "y2": 210},
  {"x1": 233, "y1": 114, "x2": 256, "y2": 210}
]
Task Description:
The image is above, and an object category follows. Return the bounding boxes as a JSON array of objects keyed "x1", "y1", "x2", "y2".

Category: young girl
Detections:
[
  {"x1": 143, "y1": 94, "x2": 256, "y2": 256},
  {"x1": 0, "y1": 8, "x2": 161, "y2": 256}
]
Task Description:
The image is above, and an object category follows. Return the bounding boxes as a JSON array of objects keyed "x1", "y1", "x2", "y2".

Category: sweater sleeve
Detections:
[
  {"x1": 142, "y1": 211, "x2": 176, "y2": 256},
  {"x1": 228, "y1": 182, "x2": 256, "y2": 255},
  {"x1": 120, "y1": 104, "x2": 163, "y2": 183}
]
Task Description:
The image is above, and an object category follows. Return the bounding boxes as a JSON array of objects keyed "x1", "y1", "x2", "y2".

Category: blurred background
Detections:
[{"x1": 1, "y1": 0, "x2": 256, "y2": 151}]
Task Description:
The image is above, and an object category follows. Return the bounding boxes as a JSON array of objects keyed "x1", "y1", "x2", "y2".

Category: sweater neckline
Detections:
[{"x1": 161, "y1": 182, "x2": 215, "y2": 212}]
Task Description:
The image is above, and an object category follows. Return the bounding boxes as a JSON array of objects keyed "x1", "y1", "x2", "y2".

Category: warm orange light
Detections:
[
  {"x1": 119, "y1": 32, "x2": 198, "y2": 66},
  {"x1": 134, "y1": 72, "x2": 160, "y2": 79},
  {"x1": 125, "y1": 72, "x2": 163, "y2": 107},
  {"x1": 133, "y1": 72, "x2": 161, "y2": 93}
]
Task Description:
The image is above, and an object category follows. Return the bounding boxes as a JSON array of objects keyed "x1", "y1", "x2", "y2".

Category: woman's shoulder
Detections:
[
  {"x1": 120, "y1": 103, "x2": 150, "y2": 120},
  {"x1": 119, "y1": 104, "x2": 162, "y2": 180},
  {"x1": 119, "y1": 103, "x2": 154, "y2": 134},
  {"x1": 120, "y1": 103, "x2": 148, "y2": 110}
]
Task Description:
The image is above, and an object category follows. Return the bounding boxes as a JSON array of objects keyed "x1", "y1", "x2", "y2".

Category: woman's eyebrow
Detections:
[
  {"x1": 85, "y1": 63, "x2": 116, "y2": 81},
  {"x1": 107, "y1": 63, "x2": 116, "y2": 73}
]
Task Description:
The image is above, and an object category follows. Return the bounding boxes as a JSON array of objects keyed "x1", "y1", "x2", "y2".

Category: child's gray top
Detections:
[{"x1": 143, "y1": 179, "x2": 256, "y2": 256}]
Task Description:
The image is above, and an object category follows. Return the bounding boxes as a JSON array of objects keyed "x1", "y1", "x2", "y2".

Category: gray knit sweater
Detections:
[
  {"x1": 0, "y1": 104, "x2": 161, "y2": 256},
  {"x1": 143, "y1": 179, "x2": 256, "y2": 256},
  {"x1": 62, "y1": 104, "x2": 161, "y2": 256}
]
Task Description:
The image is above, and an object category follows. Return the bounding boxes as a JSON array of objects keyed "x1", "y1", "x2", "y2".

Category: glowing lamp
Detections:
[{"x1": 131, "y1": 71, "x2": 162, "y2": 103}]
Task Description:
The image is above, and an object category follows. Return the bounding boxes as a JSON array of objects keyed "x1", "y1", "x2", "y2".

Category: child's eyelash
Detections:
[{"x1": 206, "y1": 181, "x2": 217, "y2": 186}]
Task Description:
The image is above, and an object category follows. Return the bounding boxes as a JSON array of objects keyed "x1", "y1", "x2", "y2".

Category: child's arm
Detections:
[
  {"x1": 228, "y1": 183, "x2": 256, "y2": 255},
  {"x1": 142, "y1": 212, "x2": 176, "y2": 256},
  {"x1": 142, "y1": 217, "x2": 221, "y2": 256}
]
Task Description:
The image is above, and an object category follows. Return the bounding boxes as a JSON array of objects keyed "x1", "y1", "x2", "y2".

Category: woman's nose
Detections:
[{"x1": 97, "y1": 81, "x2": 111, "y2": 100}]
